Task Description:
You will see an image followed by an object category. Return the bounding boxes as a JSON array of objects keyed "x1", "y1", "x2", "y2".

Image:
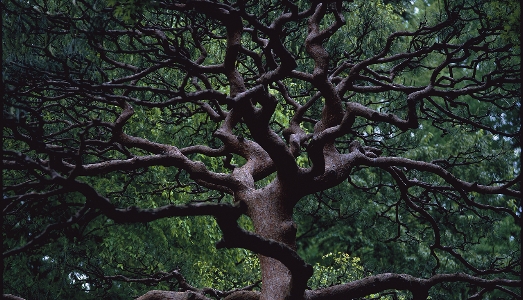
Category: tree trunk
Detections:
[{"x1": 245, "y1": 180, "x2": 299, "y2": 300}]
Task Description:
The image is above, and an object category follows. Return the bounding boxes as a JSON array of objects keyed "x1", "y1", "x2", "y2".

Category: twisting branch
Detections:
[
  {"x1": 215, "y1": 216, "x2": 313, "y2": 299},
  {"x1": 305, "y1": 273, "x2": 521, "y2": 300}
]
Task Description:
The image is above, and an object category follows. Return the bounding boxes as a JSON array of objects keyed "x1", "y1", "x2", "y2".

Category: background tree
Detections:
[{"x1": 2, "y1": 0, "x2": 520, "y2": 299}]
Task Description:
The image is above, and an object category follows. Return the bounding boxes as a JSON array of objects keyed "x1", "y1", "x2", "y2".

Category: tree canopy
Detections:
[{"x1": 2, "y1": 0, "x2": 521, "y2": 299}]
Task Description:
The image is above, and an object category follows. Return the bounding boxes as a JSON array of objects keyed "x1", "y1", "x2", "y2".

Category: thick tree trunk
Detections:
[
  {"x1": 245, "y1": 181, "x2": 299, "y2": 300},
  {"x1": 258, "y1": 257, "x2": 293, "y2": 300}
]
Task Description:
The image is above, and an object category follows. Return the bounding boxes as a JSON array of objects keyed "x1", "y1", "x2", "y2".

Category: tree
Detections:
[{"x1": 2, "y1": 0, "x2": 521, "y2": 299}]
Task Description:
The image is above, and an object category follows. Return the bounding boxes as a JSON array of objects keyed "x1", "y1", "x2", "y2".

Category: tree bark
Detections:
[{"x1": 245, "y1": 180, "x2": 300, "y2": 300}]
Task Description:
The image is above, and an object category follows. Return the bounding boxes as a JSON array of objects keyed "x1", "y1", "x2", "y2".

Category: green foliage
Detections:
[
  {"x1": 107, "y1": 0, "x2": 151, "y2": 21},
  {"x1": 308, "y1": 252, "x2": 365, "y2": 289}
]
